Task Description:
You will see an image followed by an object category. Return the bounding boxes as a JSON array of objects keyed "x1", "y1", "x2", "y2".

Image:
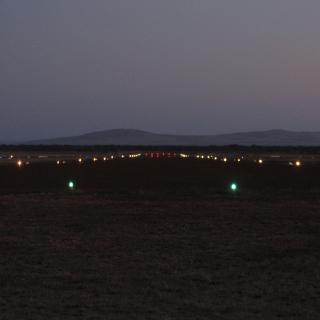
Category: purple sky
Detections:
[{"x1": 1, "y1": 0, "x2": 320, "y2": 140}]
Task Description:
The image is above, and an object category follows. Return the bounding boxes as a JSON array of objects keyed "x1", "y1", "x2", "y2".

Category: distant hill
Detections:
[
  {"x1": 25, "y1": 129, "x2": 320, "y2": 146},
  {"x1": 0, "y1": 140, "x2": 14, "y2": 145}
]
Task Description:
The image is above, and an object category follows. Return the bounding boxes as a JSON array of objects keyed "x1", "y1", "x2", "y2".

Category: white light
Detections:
[
  {"x1": 230, "y1": 183, "x2": 238, "y2": 191},
  {"x1": 68, "y1": 181, "x2": 75, "y2": 190}
]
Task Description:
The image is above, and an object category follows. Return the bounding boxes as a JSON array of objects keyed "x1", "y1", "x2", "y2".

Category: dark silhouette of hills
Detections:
[{"x1": 25, "y1": 129, "x2": 320, "y2": 146}]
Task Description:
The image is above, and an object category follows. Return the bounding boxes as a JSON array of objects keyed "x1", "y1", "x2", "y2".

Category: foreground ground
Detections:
[{"x1": 0, "y1": 159, "x2": 320, "y2": 319}]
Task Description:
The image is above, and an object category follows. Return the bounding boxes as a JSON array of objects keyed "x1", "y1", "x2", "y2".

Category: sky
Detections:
[{"x1": 1, "y1": 0, "x2": 320, "y2": 141}]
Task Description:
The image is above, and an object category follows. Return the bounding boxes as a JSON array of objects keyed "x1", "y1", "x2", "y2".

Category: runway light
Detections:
[
  {"x1": 93, "y1": 157, "x2": 98, "y2": 162},
  {"x1": 68, "y1": 181, "x2": 75, "y2": 190},
  {"x1": 230, "y1": 183, "x2": 238, "y2": 192},
  {"x1": 57, "y1": 160, "x2": 60, "y2": 165},
  {"x1": 223, "y1": 158, "x2": 228, "y2": 162},
  {"x1": 258, "y1": 159, "x2": 263, "y2": 164},
  {"x1": 103, "y1": 157, "x2": 107, "y2": 161},
  {"x1": 237, "y1": 158, "x2": 241, "y2": 162},
  {"x1": 78, "y1": 158, "x2": 82, "y2": 163},
  {"x1": 295, "y1": 161, "x2": 301, "y2": 167},
  {"x1": 17, "y1": 160, "x2": 22, "y2": 167}
]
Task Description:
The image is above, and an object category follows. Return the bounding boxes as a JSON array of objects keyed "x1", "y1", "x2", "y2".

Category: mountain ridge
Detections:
[{"x1": 22, "y1": 129, "x2": 320, "y2": 146}]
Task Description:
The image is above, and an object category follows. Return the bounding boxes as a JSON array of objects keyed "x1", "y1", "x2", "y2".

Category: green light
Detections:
[
  {"x1": 230, "y1": 183, "x2": 238, "y2": 191},
  {"x1": 68, "y1": 181, "x2": 75, "y2": 190}
]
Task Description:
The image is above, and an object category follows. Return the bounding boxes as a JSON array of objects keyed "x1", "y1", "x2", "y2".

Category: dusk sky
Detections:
[{"x1": 1, "y1": 0, "x2": 320, "y2": 140}]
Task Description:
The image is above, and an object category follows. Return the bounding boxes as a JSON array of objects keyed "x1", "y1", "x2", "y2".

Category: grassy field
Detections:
[{"x1": 1, "y1": 159, "x2": 320, "y2": 319}]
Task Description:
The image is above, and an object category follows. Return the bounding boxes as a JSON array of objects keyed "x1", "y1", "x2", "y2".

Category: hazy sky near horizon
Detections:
[{"x1": 1, "y1": 0, "x2": 320, "y2": 140}]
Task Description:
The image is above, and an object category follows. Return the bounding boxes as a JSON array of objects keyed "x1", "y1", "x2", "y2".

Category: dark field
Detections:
[{"x1": 1, "y1": 158, "x2": 320, "y2": 319}]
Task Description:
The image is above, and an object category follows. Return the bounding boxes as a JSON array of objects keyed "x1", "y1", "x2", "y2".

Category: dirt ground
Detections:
[{"x1": 0, "y1": 159, "x2": 320, "y2": 319}]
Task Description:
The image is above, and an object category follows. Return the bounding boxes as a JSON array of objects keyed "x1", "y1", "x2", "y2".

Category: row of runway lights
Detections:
[{"x1": 15, "y1": 156, "x2": 302, "y2": 167}]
